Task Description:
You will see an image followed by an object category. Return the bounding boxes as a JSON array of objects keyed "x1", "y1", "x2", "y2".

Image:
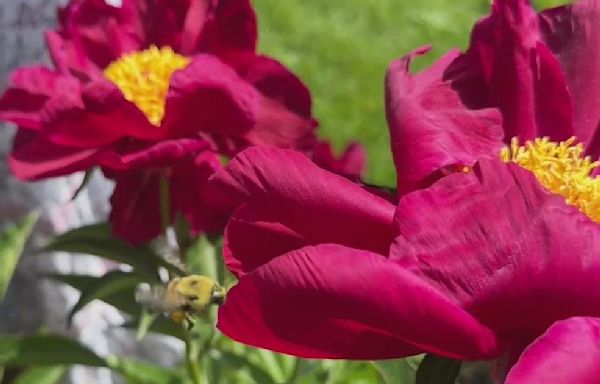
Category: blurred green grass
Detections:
[{"x1": 254, "y1": 0, "x2": 570, "y2": 186}]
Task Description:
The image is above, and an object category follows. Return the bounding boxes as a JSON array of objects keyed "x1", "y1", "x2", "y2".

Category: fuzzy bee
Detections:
[{"x1": 136, "y1": 275, "x2": 226, "y2": 325}]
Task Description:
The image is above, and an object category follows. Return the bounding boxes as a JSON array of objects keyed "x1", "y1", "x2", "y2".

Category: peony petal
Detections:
[
  {"x1": 392, "y1": 159, "x2": 600, "y2": 340},
  {"x1": 183, "y1": 0, "x2": 257, "y2": 55},
  {"x1": 505, "y1": 317, "x2": 600, "y2": 384},
  {"x1": 163, "y1": 54, "x2": 258, "y2": 139},
  {"x1": 0, "y1": 67, "x2": 80, "y2": 130},
  {"x1": 109, "y1": 169, "x2": 163, "y2": 244},
  {"x1": 164, "y1": 55, "x2": 315, "y2": 153},
  {"x1": 206, "y1": 147, "x2": 396, "y2": 258},
  {"x1": 108, "y1": 139, "x2": 223, "y2": 243},
  {"x1": 385, "y1": 46, "x2": 503, "y2": 194},
  {"x1": 313, "y1": 140, "x2": 366, "y2": 179},
  {"x1": 226, "y1": 53, "x2": 313, "y2": 118},
  {"x1": 44, "y1": 79, "x2": 159, "y2": 148},
  {"x1": 9, "y1": 130, "x2": 101, "y2": 180},
  {"x1": 467, "y1": 0, "x2": 573, "y2": 141},
  {"x1": 56, "y1": 0, "x2": 141, "y2": 69},
  {"x1": 539, "y1": 1, "x2": 600, "y2": 154},
  {"x1": 218, "y1": 244, "x2": 499, "y2": 360},
  {"x1": 223, "y1": 204, "x2": 308, "y2": 277}
]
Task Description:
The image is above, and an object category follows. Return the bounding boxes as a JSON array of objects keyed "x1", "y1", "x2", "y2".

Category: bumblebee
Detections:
[{"x1": 136, "y1": 275, "x2": 226, "y2": 325}]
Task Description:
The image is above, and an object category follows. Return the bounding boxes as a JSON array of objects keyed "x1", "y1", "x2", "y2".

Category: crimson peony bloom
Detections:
[
  {"x1": 206, "y1": 0, "x2": 600, "y2": 381},
  {"x1": 312, "y1": 140, "x2": 366, "y2": 180},
  {"x1": 0, "y1": 0, "x2": 317, "y2": 242}
]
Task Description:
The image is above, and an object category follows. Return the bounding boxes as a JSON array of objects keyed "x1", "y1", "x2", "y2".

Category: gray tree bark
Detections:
[{"x1": 0, "y1": 1, "x2": 182, "y2": 382}]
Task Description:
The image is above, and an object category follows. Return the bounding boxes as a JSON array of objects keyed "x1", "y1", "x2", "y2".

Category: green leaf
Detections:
[
  {"x1": 51, "y1": 273, "x2": 140, "y2": 315},
  {"x1": 136, "y1": 309, "x2": 158, "y2": 341},
  {"x1": 67, "y1": 271, "x2": 145, "y2": 324},
  {"x1": 185, "y1": 235, "x2": 217, "y2": 278},
  {"x1": 45, "y1": 223, "x2": 185, "y2": 281},
  {"x1": 11, "y1": 365, "x2": 67, "y2": 384},
  {"x1": 107, "y1": 356, "x2": 188, "y2": 384},
  {"x1": 415, "y1": 354, "x2": 461, "y2": 384},
  {"x1": 373, "y1": 358, "x2": 418, "y2": 384},
  {"x1": 0, "y1": 334, "x2": 106, "y2": 367},
  {"x1": 218, "y1": 350, "x2": 277, "y2": 384},
  {"x1": 0, "y1": 212, "x2": 39, "y2": 299}
]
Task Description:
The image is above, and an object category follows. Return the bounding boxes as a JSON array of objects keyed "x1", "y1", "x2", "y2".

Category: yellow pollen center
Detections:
[
  {"x1": 103, "y1": 46, "x2": 191, "y2": 126},
  {"x1": 501, "y1": 136, "x2": 600, "y2": 223}
]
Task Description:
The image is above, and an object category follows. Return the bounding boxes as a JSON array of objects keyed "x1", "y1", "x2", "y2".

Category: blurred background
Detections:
[{"x1": 0, "y1": 0, "x2": 571, "y2": 383}]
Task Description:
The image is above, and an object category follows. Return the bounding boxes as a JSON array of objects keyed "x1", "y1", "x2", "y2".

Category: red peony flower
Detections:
[
  {"x1": 205, "y1": 1, "x2": 600, "y2": 381},
  {"x1": 0, "y1": 0, "x2": 317, "y2": 243}
]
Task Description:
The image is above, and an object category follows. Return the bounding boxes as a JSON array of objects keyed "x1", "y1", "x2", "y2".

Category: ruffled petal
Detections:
[
  {"x1": 56, "y1": 0, "x2": 141, "y2": 70},
  {"x1": 313, "y1": 140, "x2": 366, "y2": 179},
  {"x1": 9, "y1": 130, "x2": 101, "y2": 180},
  {"x1": 206, "y1": 147, "x2": 396, "y2": 261},
  {"x1": 43, "y1": 79, "x2": 159, "y2": 148},
  {"x1": 392, "y1": 159, "x2": 600, "y2": 340},
  {"x1": 226, "y1": 53, "x2": 312, "y2": 118},
  {"x1": 539, "y1": 1, "x2": 600, "y2": 154},
  {"x1": 183, "y1": 0, "x2": 257, "y2": 55},
  {"x1": 108, "y1": 139, "x2": 223, "y2": 243},
  {"x1": 164, "y1": 55, "x2": 316, "y2": 153},
  {"x1": 467, "y1": 0, "x2": 573, "y2": 141},
  {"x1": 0, "y1": 67, "x2": 80, "y2": 130},
  {"x1": 505, "y1": 317, "x2": 600, "y2": 384},
  {"x1": 385, "y1": 46, "x2": 503, "y2": 194},
  {"x1": 218, "y1": 244, "x2": 499, "y2": 360}
]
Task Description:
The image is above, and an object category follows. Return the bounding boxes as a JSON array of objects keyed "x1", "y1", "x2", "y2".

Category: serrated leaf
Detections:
[
  {"x1": 373, "y1": 358, "x2": 417, "y2": 384},
  {"x1": 107, "y1": 356, "x2": 188, "y2": 384},
  {"x1": 44, "y1": 223, "x2": 185, "y2": 281},
  {"x1": 0, "y1": 334, "x2": 106, "y2": 367},
  {"x1": 11, "y1": 365, "x2": 66, "y2": 384},
  {"x1": 415, "y1": 354, "x2": 461, "y2": 384},
  {"x1": 67, "y1": 271, "x2": 144, "y2": 324},
  {"x1": 0, "y1": 212, "x2": 39, "y2": 299}
]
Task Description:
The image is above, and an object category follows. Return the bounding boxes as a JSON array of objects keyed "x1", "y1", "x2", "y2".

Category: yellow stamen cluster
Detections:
[
  {"x1": 501, "y1": 137, "x2": 600, "y2": 223},
  {"x1": 104, "y1": 46, "x2": 191, "y2": 126}
]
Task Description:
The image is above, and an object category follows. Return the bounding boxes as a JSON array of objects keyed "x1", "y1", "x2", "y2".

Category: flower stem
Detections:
[{"x1": 184, "y1": 328, "x2": 202, "y2": 384}]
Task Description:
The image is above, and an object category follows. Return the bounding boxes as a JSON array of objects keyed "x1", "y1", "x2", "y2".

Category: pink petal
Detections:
[
  {"x1": 539, "y1": 1, "x2": 600, "y2": 154},
  {"x1": 206, "y1": 147, "x2": 396, "y2": 260},
  {"x1": 163, "y1": 54, "x2": 258, "y2": 139},
  {"x1": 9, "y1": 130, "x2": 101, "y2": 180},
  {"x1": 183, "y1": 0, "x2": 257, "y2": 55},
  {"x1": 226, "y1": 53, "x2": 313, "y2": 119},
  {"x1": 385, "y1": 46, "x2": 503, "y2": 194},
  {"x1": 393, "y1": 159, "x2": 600, "y2": 342},
  {"x1": 0, "y1": 67, "x2": 80, "y2": 130},
  {"x1": 467, "y1": 0, "x2": 573, "y2": 141},
  {"x1": 505, "y1": 317, "x2": 600, "y2": 384},
  {"x1": 223, "y1": 204, "x2": 308, "y2": 277},
  {"x1": 108, "y1": 139, "x2": 223, "y2": 243},
  {"x1": 44, "y1": 79, "x2": 159, "y2": 148},
  {"x1": 218, "y1": 244, "x2": 499, "y2": 359},
  {"x1": 109, "y1": 170, "x2": 163, "y2": 244},
  {"x1": 164, "y1": 55, "x2": 316, "y2": 153},
  {"x1": 313, "y1": 140, "x2": 366, "y2": 179}
]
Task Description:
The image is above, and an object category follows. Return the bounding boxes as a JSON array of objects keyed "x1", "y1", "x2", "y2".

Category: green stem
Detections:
[{"x1": 184, "y1": 330, "x2": 202, "y2": 384}]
